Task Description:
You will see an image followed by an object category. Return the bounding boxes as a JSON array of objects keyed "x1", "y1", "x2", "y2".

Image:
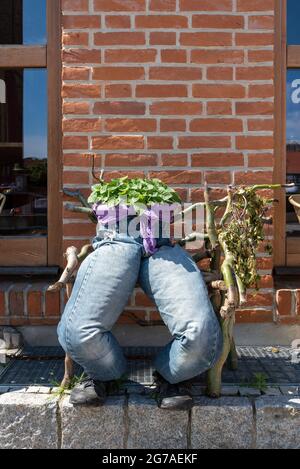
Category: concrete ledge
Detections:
[{"x1": 1, "y1": 392, "x2": 300, "y2": 449}]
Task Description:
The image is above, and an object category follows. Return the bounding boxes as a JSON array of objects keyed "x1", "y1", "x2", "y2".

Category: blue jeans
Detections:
[{"x1": 57, "y1": 236, "x2": 222, "y2": 384}]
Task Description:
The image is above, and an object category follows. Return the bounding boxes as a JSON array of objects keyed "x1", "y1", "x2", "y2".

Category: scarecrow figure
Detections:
[{"x1": 57, "y1": 177, "x2": 223, "y2": 410}]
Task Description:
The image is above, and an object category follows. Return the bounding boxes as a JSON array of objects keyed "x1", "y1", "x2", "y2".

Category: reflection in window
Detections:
[
  {"x1": 287, "y1": 0, "x2": 300, "y2": 45},
  {"x1": 0, "y1": 0, "x2": 46, "y2": 45},
  {"x1": 0, "y1": 69, "x2": 47, "y2": 236}
]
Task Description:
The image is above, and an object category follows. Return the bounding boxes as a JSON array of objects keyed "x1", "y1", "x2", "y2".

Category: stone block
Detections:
[
  {"x1": 127, "y1": 395, "x2": 189, "y2": 449},
  {"x1": 0, "y1": 393, "x2": 58, "y2": 449},
  {"x1": 256, "y1": 397, "x2": 300, "y2": 449},
  {"x1": 191, "y1": 397, "x2": 253, "y2": 449},
  {"x1": 60, "y1": 396, "x2": 125, "y2": 449}
]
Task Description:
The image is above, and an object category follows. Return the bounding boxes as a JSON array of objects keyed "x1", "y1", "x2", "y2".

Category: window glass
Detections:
[
  {"x1": 0, "y1": 0, "x2": 47, "y2": 45},
  {"x1": 287, "y1": 0, "x2": 300, "y2": 45},
  {"x1": 286, "y1": 69, "x2": 300, "y2": 181},
  {"x1": 0, "y1": 69, "x2": 47, "y2": 236}
]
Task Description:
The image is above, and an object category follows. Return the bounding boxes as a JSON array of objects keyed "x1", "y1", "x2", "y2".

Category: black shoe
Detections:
[
  {"x1": 152, "y1": 371, "x2": 194, "y2": 411},
  {"x1": 70, "y1": 377, "x2": 107, "y2": 406}
]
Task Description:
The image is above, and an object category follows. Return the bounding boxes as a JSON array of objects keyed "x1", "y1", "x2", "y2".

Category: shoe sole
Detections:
[
  {"x1": 70, "y1": 397, "x2": 105, "y2": 406},
  {"x1": 159, "y1": 396, "x2": 193, "y2": 411}
]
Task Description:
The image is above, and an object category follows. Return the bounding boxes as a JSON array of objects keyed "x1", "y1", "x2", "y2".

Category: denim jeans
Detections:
[{"x1": 57, "y1": 235, "x2": 223, "y2": 384}]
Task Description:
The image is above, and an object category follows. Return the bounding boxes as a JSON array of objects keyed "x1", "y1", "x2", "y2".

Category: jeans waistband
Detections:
[{"x1": 92, "y1": 230, "x2": 172, "y2": 256}]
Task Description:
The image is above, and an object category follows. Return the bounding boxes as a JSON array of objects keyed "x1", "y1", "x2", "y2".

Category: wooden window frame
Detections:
[
  {"x1": 273, "y1": 0, "x2": 287, "y2": 266},
  {"x1": 0, "y1": 0, "x2": 62, "y2": 267}
]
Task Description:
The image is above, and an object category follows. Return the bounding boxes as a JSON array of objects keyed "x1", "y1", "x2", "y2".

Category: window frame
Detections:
[{"x1": 0, "y1": 0, "x2": 62, "y2": 267}]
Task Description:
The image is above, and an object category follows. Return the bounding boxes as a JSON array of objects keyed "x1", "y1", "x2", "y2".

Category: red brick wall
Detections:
[{"x1": 59, "y1": 0, "x2": 278, "y2": 326}]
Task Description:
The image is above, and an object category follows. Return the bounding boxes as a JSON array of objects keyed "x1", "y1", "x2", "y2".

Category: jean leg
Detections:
[
  {"x1": 138, "y1": 244, "x2": 223, "y2": 384},
  {"x1": 57, "y1": 241, "x2": 142, "y2": 381}
]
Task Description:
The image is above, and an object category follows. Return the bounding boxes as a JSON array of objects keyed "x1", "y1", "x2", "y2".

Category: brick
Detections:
[
  {"x1": 93, "y1": 101, "x2": 145, "y2": 115},
  {"x1": 136, "y1": 84, "x2": 187, "y2": 98},
  {"x1": 236, "y1": 33, "x2": 274, "y2": 46},
  {"x1": 94, "y1": 32, "x2": 145, "y2": 45},
  {"x1": 234, "y1": 171, "x2": 273, "y2": 185},
  {"x1": 63, "y1": 15, "x2": 101, "y2": 29},
  {"x1": 191, "y1": 49, "x2": 244, "y2": 64},
  {"x1": 161, "y1": 153, "x2": 188, "y2": 166},
  {"x1": 236, "y1": 66, "x2": 273, "y2": 81},
  {"x1": 103, "y1": 171, "x2": 145, "y2": 181},
  {"x1": 62, "y1": 67, "x2": 90, "y2": 81},
  {"x1": 235, "y1": 309, "x2": 273, "y2": 323},
  {"x1": 295, "y1": 290, "x2": 300, "y2": 316},
  {"x1": 248, "y1": 50, "x2": 274, "y2": 63},
  {"x1": 192, "y1": 153, "x2": 244, "y2": 167},
  {"x1": 150, "y1": 101, "x2": 202, "y2": 115},
  {"x1": 93, "y1": 67, "x2": 145, "y2": 81},
  {"x1": 64, "y1": 224, "x2": 95, "y2": 237},
  {"x1": 150, "y1": 32, "x2": 176, "y2": 45},
  {"x1": 63, "y1": 118, "x2": 102, "y2": 132},
  {"x1": 191, "y1": 188, "x2": 227, "y2": 202},
  {"x1": 105, "y1": 15, "x2": 131, "y2": 28},
  {"x1": 92, "y1": 136, "x2": 144, "y2": 150},
  {"x1": 192, "y1": 15, "x2": 244, "y2": 29},
  {"x1": 190, "y1": 118, "x2": 243, "y2": 133},
  {"x1": 236, "y1": 136, "x2": 274, "y2": 150},
  {"x1": 62, "y1": 49, "x2": 101, "y2": 64},
  {"x1": 0, "y1": 291, "x2": 5, "y2": 316},
  {"x1": 105, "y1": 118, "x2": 157, "y2": 132},
  {"x1": 9, "y1": 290, "x2": 24, "y2": 316},
  {"x1": 207, "y1": 66, "x2": 233, "y2": 80},
  {"x1": 45, "y1": 291, "x2": 61, "y2": 317},
  {"x1": 62, "y1": 32, "x2": 89, "y2": 46},
  {"x1": 94, "y1": 0, "x2": 146, "y2": 11},
  {"x1": 135, "y1": 292, "x2": 155, "y2": 307},
  {"x1": 248, "y1": 153, "x2": 274, "y2": 167},
  {"x1": 63, "y1": 102, "x2": 90, "y2": 115},
  {"x1": 248, "y1": 84, "x2": 274, "y2": 98},
  {"x1": 248, "y1": 15, "x2": 274, "y2": 30},
  {"x1": 62, "y1": 84, "x2": 101, "y2": 98},
  {"x1": 63, "y1": 171, "x2": 89, "y2": 184},
  {"x1": 244, "y1": 293, "x2": 274, "y2": 308},
  {"x1": 150, "y1": 0, "x2": 176, "y2": 10},
  {"x1": 193, "y1": 84, "x2": 245, "y2": 98},
  {"x1": 62, "y1": 0, "x2": 88, "y2": 11},
  {"x1": 276, "y1": 290, "x2": 293, "y2": 316},
  {"x1": 237, "y1": 0, "x2": 274, "y2": 11},
  {"x1": 207, "y1": 102, "x2": 232, "y2": 115},
  {"x1": 105, "y1": 154, "x2": 157, "y2": 167},
  {"x1": 149, "y1": 171, "x2": 201, "y2": 184},
  {"x1": 147, "y1": 137, "x2": 173, "y2": 149},
  {"x1": 180, "y1": 32, "x2": 232, "y2": 46},
  {"x1": 247, "y1": 118, "x2": 274, "y2": 132},
  {"x1": 104, "y1": 84, "x2": 132, "y2": 98},
  {"x1": 27, "y1": 291, "x2": 42, "y2": 318},
  {"x1": 180, "y1": 0, "x2": 232, "y2": 11},
  {"x1": 149, "y1": 67, "x2": 202, "y2": 81},
  {"x1": 105, "y1": 49, "x2": 157, "y2": 63},
  {"x1": 63, "y1": 136, "x2": 89, "y2": 150},
  {"x1": 235, "y1": 102, "x2": 274, "y2": 115},
  {"x1": 179, "y1": 136, "x2": 231, "y2": 149},
  {"x1": 161, "y1": 50, "x2": 187, "y2": 63},
  {"x1": 135, "y1": 15, "x2": 188, "y2": 28},
  {"x1": 204, "y1": 171, "x2": 231, "y2": 184},
  {"x1": 63, "y1": 153, "x2": 101, "y2": 168},
  {"x1": 160, "y1": 119, "x2": 186, "y2": 132}
]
